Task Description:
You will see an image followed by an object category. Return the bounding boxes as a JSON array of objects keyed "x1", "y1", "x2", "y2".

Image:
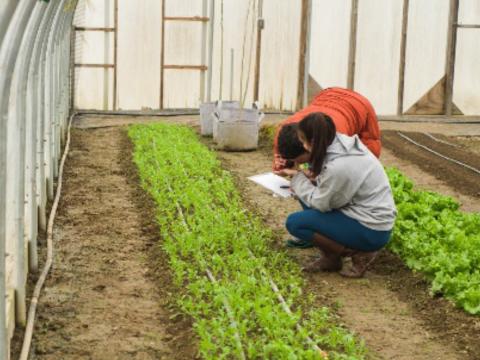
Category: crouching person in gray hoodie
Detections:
[{"x1": 275, "y1": 112, "x2": 397, "y2": 278}]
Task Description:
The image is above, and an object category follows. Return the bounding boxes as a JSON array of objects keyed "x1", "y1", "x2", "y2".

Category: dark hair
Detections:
[
  {"x1": 277, "y1": 124, "x2": 307, "y2": 160},
  {"x1": 297, "y1": 112, "x2": 336, "y2": 177}
]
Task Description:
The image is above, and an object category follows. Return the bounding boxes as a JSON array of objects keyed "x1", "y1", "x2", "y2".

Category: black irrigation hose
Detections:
[{"x1": 397, "y1": 131, "x2": 480, "y2": 176}]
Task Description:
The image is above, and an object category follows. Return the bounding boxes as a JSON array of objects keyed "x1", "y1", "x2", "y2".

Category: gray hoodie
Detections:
[{"x1": 291, "y1": 133, "x2": 397, "y2": 231}]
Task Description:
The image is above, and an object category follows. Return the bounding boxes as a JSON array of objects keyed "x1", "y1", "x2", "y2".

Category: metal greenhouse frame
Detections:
[{"x1": 0, "y1": 1, "x2": 77, "y2": 357}]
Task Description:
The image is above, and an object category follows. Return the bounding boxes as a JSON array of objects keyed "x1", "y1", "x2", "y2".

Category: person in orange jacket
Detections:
[{"x1": 273, "y1": 87, "x2": 381, "y2": 171}]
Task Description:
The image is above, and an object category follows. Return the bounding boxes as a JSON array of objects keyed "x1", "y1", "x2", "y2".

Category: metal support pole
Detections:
[
  {"x1": 0, "y1": 0, "x2": 38, "y2": 352},
  {"x1": 444, "y1": 0, "x2": 459, "y2": 116},
  {"x1": 45, "y1": 0, "x2": 65, "y2": 201},
  {"x1": 347, "y1": 0, "x2": 359, "y2": 90},
  {"x1": 11, "y1": 1, "x2": 46, "y2": 328},
  {"x1": 230, "y1": 48, "x2": 234, "y2": 100},
  {"x1": 38, "y1": 0, "x2": 58, "y2": 231}
]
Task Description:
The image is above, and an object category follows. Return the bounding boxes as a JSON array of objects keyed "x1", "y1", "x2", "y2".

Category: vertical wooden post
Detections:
[
  {"x1": 347, "y1": 0, "x2": 359, "y2": 90},
  {"x1": 70, "y1": 26, "x2": 75, "y2": 113},
  {"x1": 296, "y1": 0, "x2": 309, "y2": 110},
  {"x1": 200, "y1": 0, "x2": 208, "y2": 103},
  {"x1": 397, "y1": 0, "x2": 409, "y2": 115},
  {"x1": 103, "y1": 0, "x2": 111, "y2": 110},
  {"x1": 253, "y1": 0, "x2": 264, "y2": 102},
  {"x1": 113, "y1": 0, "x2": 118, "y2": 110},
  {"x1": 160, "y1": 0, "x2": 166, "y2": 109},
  {"x1": 444, "y1": 0, "x2": 459, "y2": 116},
  {"x1": 302, "y1": 0, "x2": 313, "y2": 108},
  {"x1": 206, "y1": 0, "x2": 215, "y2": 102}
]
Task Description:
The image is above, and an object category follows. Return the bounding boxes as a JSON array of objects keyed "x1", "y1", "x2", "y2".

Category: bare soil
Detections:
[
  {"x1": 20, "y1": 115, "x2": 480, "y2": 360},
  {"x1": 382, "y1": 131, "x2": 480, "y2": 200},
  {"x1": 27, "y1": 127, "x2": 197, "y2": 360}
]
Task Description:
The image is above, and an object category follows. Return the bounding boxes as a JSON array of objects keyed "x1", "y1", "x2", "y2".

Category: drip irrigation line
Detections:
[
  {"x1": 397, "y1": 131, "x2": 480, "y2": 175},
  {"x1": 151, "y1": 139, "x2": 247, "y2": 359},
  {"x1": 19, "y1": 113, "x2": 75, "y2": 360},
  {"x1": 204, "y1": 269, "x2": 246, "y2": 360},
  {"x1": 247, "y1": 249, "x2": 328, "y2": 358},
  {"x1": 422, "y1": 132, "x2": 460, "y2": 148},
  {"x1": 152, "y1": 139, "x2": 326, "y2": 357}
]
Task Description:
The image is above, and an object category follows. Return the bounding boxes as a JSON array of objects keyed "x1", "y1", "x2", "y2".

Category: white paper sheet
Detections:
[{"x1": 247, "y1": 172, "x2": 292, "y2": 198}]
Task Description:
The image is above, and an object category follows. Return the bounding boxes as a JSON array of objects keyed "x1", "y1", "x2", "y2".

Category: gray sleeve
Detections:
[{"x1": 290, "y1": 165, "x2": 355, "y2": 212}]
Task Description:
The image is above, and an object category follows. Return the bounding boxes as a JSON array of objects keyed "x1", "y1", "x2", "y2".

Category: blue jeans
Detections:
[{"x1": 286, "y1": 201, "x2": 391, "y2": 252}]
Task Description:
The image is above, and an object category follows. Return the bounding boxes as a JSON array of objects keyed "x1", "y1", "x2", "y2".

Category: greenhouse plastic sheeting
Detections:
[{"x1": 0, "y1": 1, "x2": 77, "y2": 358}]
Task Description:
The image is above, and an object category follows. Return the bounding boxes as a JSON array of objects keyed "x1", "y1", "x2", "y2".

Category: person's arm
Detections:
[
  {"x1": 291, "y1": 164, "x2": 356, "y2": 212},
  {"x1": 272, "y1": 123, "x2": 286, "y2": 171}
]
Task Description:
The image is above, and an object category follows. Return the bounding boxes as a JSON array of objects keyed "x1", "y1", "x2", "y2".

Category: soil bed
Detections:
[
  {"x1": 26, "y1": 127, "x2": 196, "y2": 360},
  {"x1": 382, "y1": 131, "x2": 480, "y2": 199}
]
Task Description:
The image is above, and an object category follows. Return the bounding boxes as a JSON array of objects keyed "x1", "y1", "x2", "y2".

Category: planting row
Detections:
[
  {"x1": 386, "y1": 168, "x2": 480, "y2": 314},
  {"x1": 129, "y1": 124, "x2": 366, "y2": 359}
]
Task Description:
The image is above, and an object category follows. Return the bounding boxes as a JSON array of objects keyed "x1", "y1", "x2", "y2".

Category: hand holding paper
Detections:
[{"x1": 248, "y1": 172, "x2": 292, "y2": 198}]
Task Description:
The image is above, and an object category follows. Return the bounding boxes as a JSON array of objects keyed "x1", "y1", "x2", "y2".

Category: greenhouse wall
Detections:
[
  {"x1": 309, "y1": 0, "x2": 480, "y2": 115},
  {"x1": 73, "y1": 0, "x2": 302, "y2": 112},
  {"x1": 0, "y1": 1, "x2": 76, "y2": 357},
  {"x1": 74, "y1": 0, "x2": 480, "y2": 115}
]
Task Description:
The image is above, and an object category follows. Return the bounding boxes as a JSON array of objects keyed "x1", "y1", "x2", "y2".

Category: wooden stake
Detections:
[
  {"x1": 160, "y1": 0, "x2": 166, "y2": 109},
  {"x1": 296, "y1": 0, "x2": 309, "y2": 110},
  {"x1": 200, "y1": 0, "x2": 208, "y2": 102},
  {"x1": 113, "y1": 0, "x2": 118, "y2": 110},
  {"x1": 347, "y1": 0, "x2": 359, "y2": 90},
  {"x1": 70, "y1": 26, "x2": 75, "y2": 112},
  {"x1": 397, "y1": 0, "x2": 409, "y2": 115},
  {"x1": 444, "y1": 0, "x2": 459, "y2": 116}
]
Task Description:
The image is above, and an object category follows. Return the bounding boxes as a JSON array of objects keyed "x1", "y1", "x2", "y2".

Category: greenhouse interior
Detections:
[{"x1": 1, "y1": 0, "x2": 480, "y2": 359}]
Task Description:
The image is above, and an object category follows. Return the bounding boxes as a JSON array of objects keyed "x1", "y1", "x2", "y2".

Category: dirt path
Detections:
[
  {"x1": 215, "y1": 146, "x2": 477, "y2": 360},
  {"x1": 31, "y1": 127, "x2": 196, "y2": 359}
]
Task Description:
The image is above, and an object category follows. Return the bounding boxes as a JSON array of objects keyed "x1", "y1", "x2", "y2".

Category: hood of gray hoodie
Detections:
[{"x1": 326, "y1": 133, "x2": 366, "y2": 161}]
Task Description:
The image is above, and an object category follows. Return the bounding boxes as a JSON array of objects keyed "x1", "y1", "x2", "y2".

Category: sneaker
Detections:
[{"x1": 285, "y1": 237, "x2": 314, "y2": 249}]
